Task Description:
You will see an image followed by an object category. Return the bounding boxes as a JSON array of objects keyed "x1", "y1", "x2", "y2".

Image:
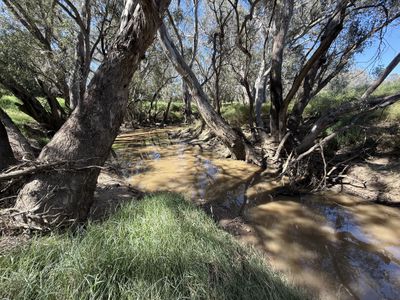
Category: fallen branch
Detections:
[{"x1": 0, "y1": 160, "x2": 107, "y2": 182}]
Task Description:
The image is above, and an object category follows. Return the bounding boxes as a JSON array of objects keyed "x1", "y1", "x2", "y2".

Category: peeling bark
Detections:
[{"x1": 14, "y1": 0, "x2": 171, "y2": 226}]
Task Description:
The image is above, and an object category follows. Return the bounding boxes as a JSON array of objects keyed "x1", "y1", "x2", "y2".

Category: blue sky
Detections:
[{"x1": 354, "y1": 25, "x2": 400, "y2": 75}]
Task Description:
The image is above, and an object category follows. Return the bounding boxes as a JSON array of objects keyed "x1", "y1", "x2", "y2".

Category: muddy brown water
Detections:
[{"x1": 114, "y1": 127, "x2": 400, "y2": 300}]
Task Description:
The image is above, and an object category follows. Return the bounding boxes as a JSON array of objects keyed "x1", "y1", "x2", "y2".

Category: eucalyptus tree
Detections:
[
  {"x1": 0, "y1": 26, "x2": 67, "y2": 129},
  {"x1": 159, "y1": 22, "x2": 260, "y2": 163},
  {"x1": 0, "y1": 0, "x2": 121, "y2": 123},
  {"x1": 10, "y1": 0, "x2": 171, "y2": 229},
  {"x1": 165, "y1": 0, "x2": 200, "y2": 121},
  {"x1": 158, "y1": 0, "x2": 400, "y2": 169}
]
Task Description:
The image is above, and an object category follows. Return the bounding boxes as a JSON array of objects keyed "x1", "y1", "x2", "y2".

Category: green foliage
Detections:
[
  {"x1": 0, "y1": 194, "x2": 303, "y2": 300},
  {"x1": 221, "y1": 103, "x2": 270, "y2": 127},
  {"x1": 307, "y1": 79, "x2": 400, "y2": 149},
  {"x1": 221, "y1": 103, "x2": 250, "y2": 127},
  {"x1": 383, "y1": 102, "x2": 400, "y2": 121},
  {"x1": 304, "y1": 90, "x2": 358, "y2": 117},
  {"x1": 372, "y1": 79, "x2": 400, "y2": 97},
  {"x1": 306, "y1": 79, "x2": 400, "y2": 120},
  {"x1": 366, "y1": 79, "x2": 400, "y2": 121},
  {"x1": 330, "y1": 126, "x2": 366, "y2": 149}
]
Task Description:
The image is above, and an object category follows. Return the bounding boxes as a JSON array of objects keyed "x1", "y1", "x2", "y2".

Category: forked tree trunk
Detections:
[
  {"x1": 14, "y1": 0, "x2": 171, "y2": 226},
  {"x1": 288, "y1": 0, "x2": 348, "y2": 131},
  {"x1": 158, "y1": 23, "x2": 259, "y2": 163},
  {"x1": 0, "y1": 120, "x2": 16, "y2": 171}
]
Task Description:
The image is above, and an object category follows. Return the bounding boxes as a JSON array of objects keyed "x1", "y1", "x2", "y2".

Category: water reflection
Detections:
[
  {"x1": 243, "y1": 196, "x2": 400, "y2": 300},
  {"x1": 114, "y1": 128, "x2": 400, "y2": 300}
]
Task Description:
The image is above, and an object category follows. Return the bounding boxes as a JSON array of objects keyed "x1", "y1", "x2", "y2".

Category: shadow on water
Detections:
[{"x1": 114, "y1": 127, "x2": 400, "y2": 300}]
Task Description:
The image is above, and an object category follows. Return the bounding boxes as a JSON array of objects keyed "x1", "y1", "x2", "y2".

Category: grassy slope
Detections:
[
  {"x1": 0, "y1": 95, "x2": 36, "y2": 126},
  {"x1": 305, "y1": 80, "x2": 400, "y2": 121},
  {"x1": 0, "y1": 194, "x2": 304, "y2": 300},
  {"x1": 303, "y1": 80, "x2": 400, "y2": 148}
]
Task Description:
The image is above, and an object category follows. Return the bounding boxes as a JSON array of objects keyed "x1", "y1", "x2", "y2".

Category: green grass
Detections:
[
  {"x1": 0, "y1": 194, "x2": 304, "y2": 300},
  {"x1": 371, "y1": 79, "x2": 400, "y2": 97},
  {"x1": 0, "y1": 95, "x2": 36, "y2": 126},
  {"x1": 305, "y1": 79, "x2": 400, "y2": 119},
  {"x1": 383, "y1": 102, "x2": 400, "y2": 121}
]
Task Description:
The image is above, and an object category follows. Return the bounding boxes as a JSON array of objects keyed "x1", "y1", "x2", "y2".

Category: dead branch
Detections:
[
  {"x1": 314, "y1": 143, "x2": 327, "y2": 191},
  {"x1": 0, "y1": 160, "x2": 108, "y2": 182},
  {"x1": 272, "y1": 132, "x2": 291, "y2": 161}
]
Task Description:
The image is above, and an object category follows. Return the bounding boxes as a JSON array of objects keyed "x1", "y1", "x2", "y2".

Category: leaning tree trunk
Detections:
[
  {"x1": 13, "y1": 0, "x2": 171, "y2": 227},
  {"x1": 296, "y1": 52, "x2": 400, "y2": 154},
  {"x1": 158, "y1": 23, "x2": 259, "y2": 164},
  {"x1": 0, "y1": 119, "x2": 16, "y2": 171},
  {"x1": 0, "y1": 108, "x2": 35, "y2": 161}
]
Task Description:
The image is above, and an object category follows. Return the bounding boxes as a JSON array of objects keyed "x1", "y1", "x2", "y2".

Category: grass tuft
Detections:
[{"x1": 0, "y1": 194, "x2": 303, "y2": 300}]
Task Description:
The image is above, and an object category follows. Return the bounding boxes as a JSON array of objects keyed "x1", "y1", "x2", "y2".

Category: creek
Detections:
[{"x1": 114, "y1": 127, "x2": 400, "y2": 300}]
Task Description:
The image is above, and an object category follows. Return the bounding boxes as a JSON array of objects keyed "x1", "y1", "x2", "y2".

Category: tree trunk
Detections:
[
  {"x1": 158, "y1": 23, "x2": 259, "y2": 163},
  {"x1": 214, "y1": 70, "x2": 222, "y2": 115},
  {"x1": 0, "y1": 119, "x2": 16, "y2": 171},
  {"x1": 0, "y1": 75, "x2": 64, "y2": 130},
  {"x1": 254, "y1": 66, "x2": 269, "y2": 128},
  {"x1": 38, "y1": 80, "x2": 66, "y2": 129},
  {"x1": 0, "y1": 108, "x2": 35, "y2": 161},
  {"x1": 288, "y1": 1, "x2": 348, "y2": 131},
  {"x1": 14, "y1": 0, "x2": 171, "y2": 226},
  {"x1": 68, "y1": 0, "x2": 92, "y2": 111},
  {"x1": 269, "y1": 0, "x2": 293, "y2": 141},
  {"x1": 183, "y1": 82, "x2": 192, "y2": 123},
  {"x1": 297, "y1": 52, "x2": 400, "y2": 154},
  {"x1": 162, "y1": 97, "x2": 173, "y2": 125},
  {"x1": 240, "y1": 77, "x2": 256, "y2": 136}
]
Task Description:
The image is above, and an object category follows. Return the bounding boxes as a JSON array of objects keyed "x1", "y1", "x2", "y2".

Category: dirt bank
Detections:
[{"x1": 330, "y1": 154, "x2": 400, "y2": 204}]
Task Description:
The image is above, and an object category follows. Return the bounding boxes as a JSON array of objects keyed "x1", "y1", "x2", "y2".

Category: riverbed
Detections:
[{"x1": 114, "y1": 127, "x2": 400, "y2": 300}]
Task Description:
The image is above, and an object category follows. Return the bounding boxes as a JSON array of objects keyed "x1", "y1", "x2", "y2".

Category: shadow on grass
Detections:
[{"x1": 0, "y1": 193, "x2": 305, "y2": 300}]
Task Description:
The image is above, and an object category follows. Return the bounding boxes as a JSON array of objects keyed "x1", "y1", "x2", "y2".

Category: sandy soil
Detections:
[
  {"x1": 90, "y1": 170, "x2": 142, "y2": 220},
  {"x1": 331, "y1": 155, "x2": 400, "y2": 204},
  {"x1": 325, "y1": 120, "x2": 400, "y2": 205}
]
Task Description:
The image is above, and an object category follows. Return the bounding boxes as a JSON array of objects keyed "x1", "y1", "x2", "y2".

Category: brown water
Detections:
[{"x1": 114, "y1": 127, "x2": 400, "y2": 300}]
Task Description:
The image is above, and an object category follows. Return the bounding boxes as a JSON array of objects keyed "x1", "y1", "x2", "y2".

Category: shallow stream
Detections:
[{"x1": 114, "y1": 127, "x2": 400, "y2": 300}]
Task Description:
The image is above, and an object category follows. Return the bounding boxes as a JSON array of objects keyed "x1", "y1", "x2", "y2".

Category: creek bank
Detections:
[{"x1": 329, "y1": 155, "x2": 400, "y2": 205}]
